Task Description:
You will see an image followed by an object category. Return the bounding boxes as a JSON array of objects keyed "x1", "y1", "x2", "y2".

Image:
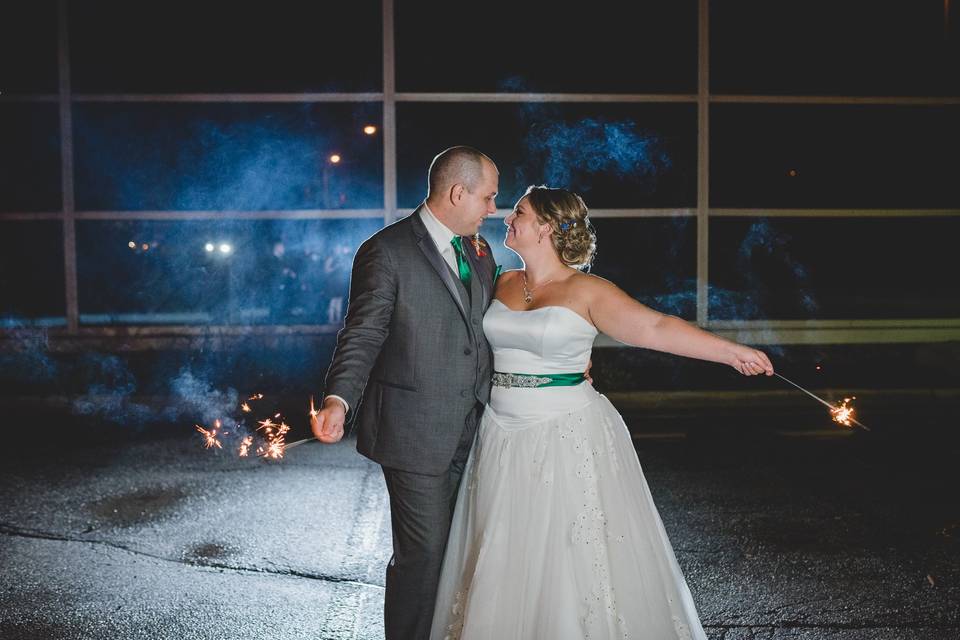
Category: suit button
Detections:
[
  {"x1": 460, "y1": 390, "x2": 468, "y2": 397},
  {"x1": 463, "y1": 347, "x2": 472, "y2": 355}
]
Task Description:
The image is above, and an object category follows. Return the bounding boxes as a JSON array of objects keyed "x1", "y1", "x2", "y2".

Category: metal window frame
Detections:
[{"x1": 1, "y1": 0, "x2": 959, "y2": 346}]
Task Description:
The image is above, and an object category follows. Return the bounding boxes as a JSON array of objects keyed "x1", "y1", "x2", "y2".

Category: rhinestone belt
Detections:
[{"x1": 492, "y1": 371, "x2": 586, "y2": 389}]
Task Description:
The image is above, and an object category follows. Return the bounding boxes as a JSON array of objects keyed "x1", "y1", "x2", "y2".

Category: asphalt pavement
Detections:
[{"x1": 1, "y1": 407, "x2": 958, "y2": 639}]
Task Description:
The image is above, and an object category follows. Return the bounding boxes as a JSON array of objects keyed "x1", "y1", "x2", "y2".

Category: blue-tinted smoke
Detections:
[
  {"x1": 497, "y1": 75, "x2": 531, "y2": 92},
  {"x1": 522, "y1": 117, "x2": 671, "y2": 190},
  {"x1": 737, "y1": 219, "x2": 818, "y2": 315},
  {"x1": 167, "y1": 122, "x2": 328, "y2": 211},
  {"x1": 0, "y1": 327, "x2": 59, "y2": 387},
  {"x1": 71, "y1": 353, "x2": 152, "y2": 424},
  {"x1": 74, "y1": 104, "x2": 382, "y2": 212},
  {"x1": 3, "y1": 107, "x2": 385, "y2": 426},
  {"x1": 167, "y1": 368, "x2": 240, "y2": 426},
  {"x1": 37, "y1": 349, "x2": 245, "y2": 428},
  {"x1": 643, "y1": 281, "x2": 762, "y2": 323}
]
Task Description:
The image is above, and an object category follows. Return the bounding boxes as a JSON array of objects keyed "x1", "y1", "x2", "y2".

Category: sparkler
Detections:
[{"x1": 774, "y1": 372, "x2": 870, "y2": 431}]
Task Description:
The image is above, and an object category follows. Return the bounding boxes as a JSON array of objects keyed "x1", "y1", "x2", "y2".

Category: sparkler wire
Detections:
[
  {"x1": 283, "y1": 437, "x2": 316, "y2": 451},
  {"x1": 773, "y1": 372, "x2": 870, "y2": 431}
]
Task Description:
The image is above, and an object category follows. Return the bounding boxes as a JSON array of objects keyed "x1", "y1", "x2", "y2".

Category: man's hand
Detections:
[
  {"x1": 584, "y1": 359, "x2": 594, "y2": 384},
  {"x1": 311, "y1": 397, "x2": 347, "y2": 443}
]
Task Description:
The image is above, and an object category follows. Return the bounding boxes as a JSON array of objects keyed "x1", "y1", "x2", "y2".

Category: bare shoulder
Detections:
[
  {"x1": 498, "y1": 268, "x2": 523, "y2": 284},
  {"x1": 494, "y1": 268, "x2": 522, "y2": 296},
  {"x1": 568, "y1": 271, "x2": 622, "y2": 301}
]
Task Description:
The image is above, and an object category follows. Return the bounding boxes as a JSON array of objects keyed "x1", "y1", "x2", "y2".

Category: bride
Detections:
[{"x1": 430, "y1": 186, "x2": 774, "y2": 640}]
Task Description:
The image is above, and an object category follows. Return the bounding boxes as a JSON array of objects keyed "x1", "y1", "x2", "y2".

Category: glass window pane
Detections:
[
  {"x1": 77, "y1": 218, "x2": 383, "y2": 325},
  {"x1": 73, "y1": 103, "x2": 383, "y2": 211},
  {"x1": 69, "y1": 1, "x2": 382, "y2": 93},
  {"x1": 711, "y1": 0, "x2": 960, "y2": 96},
  {"x1": 710, "y1": 104, "x2": 960, "y2": 208},
  {"x1": 397, "y1": 103, "x2": 696, "y2": 210},
  {"x1": 709, "y1": 217, "x2": 960, "y2": 320},
  {"x1": 0, "y1": 221, "x2": 65, "y2": 324},
  {"x1": 0, "y1": 2, "x2": 59, "y2": 94},
  {"x1": 591, "y1": 218, "x2": 697, "y2": 320},
  {"x1": 397, "y1": 0, "x2": 697, "y2": 93},
  {"x1": 0, "y1": 104, "x2": 61, "y2": 213}
]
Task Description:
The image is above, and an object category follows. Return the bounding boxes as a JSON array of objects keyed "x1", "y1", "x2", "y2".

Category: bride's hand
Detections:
[{"x1": 729, "y1": 344, "x2": 774, "y2": 376}]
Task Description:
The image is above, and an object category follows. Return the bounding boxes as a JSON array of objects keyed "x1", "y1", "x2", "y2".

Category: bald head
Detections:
[{"x1": 427, "y1": 146, "x2": 497, "y2": 198}]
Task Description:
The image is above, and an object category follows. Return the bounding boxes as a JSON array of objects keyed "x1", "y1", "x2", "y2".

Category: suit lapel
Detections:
[
  {"x1": 410, "y1": 207, "x2": 471, "y2": 326},
  {"x1": 463, "y1": 235, "x2": 493, "y2": 309}
]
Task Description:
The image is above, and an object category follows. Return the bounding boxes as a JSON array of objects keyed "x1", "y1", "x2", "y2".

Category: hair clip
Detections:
[{"x1": 559, "y1": 221, "x2": 578, "y2": 232}]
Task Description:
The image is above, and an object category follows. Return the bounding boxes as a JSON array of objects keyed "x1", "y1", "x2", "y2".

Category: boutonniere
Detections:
[{"x1": 471, "y1": 234, "x2": 488, "y2": 257}]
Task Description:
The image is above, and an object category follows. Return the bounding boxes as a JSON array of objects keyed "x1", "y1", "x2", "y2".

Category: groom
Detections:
[{"x1": 311, "y1": 146, "x2": 500, "y2": 639}]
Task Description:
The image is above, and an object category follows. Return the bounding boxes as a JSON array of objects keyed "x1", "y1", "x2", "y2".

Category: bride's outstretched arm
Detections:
[{"x1": 584, "y1": 275, "x2": 773, "y2": 376}]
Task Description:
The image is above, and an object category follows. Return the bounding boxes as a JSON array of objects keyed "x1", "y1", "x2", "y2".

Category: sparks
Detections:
[
  {"x1": 195, "y1": 424, "x2": 223, "y2": 449},
  {"x1": 195, "y1": 392, "x2": 298, "y2": 460},
  {"x1": 264, "y1": 440, "x2": 285, "y2": 460},
  {"x1": 830, "y1": 397, "x2": 857, "y2": 428}
]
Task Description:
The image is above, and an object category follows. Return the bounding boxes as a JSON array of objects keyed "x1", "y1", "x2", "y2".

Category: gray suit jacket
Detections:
[{"x1": 323, "y1": 206, "x2": 497, "y2": 474}]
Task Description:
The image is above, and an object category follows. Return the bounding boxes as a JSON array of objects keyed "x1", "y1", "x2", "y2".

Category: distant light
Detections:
[
  {"x1": 219, "y1": 243, "x2": 232, "y2": 254},
  {"x1": 205, "y1": 242, "x2": 215, "y2": 252},
  {"x1": 363, "y1": 125, "x2": 377, "y2": 135},
  {"x1": 787, "y1": 169, "x2": 799, "y2": 177},
  {"x1": 141, "y1": 243, "x2": 149, "y2": 251},
  {"x1": 329, "y1": 154, "x2": 342, "y2": 164},
  {"x1": 128, "y1": 241, "x2": 136, "y2": 249}
]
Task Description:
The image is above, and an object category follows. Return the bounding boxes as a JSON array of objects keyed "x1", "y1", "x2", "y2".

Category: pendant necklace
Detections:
[{"x1": 522, "y1": 272, "x2": 554, "y2": 304}]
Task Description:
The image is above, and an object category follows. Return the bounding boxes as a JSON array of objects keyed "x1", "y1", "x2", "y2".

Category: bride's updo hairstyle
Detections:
[{"x1": 522, "y1": 185, "x2": 597, "y2": 271}]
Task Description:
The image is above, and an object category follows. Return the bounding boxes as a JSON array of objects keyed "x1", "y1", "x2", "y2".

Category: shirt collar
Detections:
[{"x1": 419, "y1": 202, "x2": 458, "y2": 249}]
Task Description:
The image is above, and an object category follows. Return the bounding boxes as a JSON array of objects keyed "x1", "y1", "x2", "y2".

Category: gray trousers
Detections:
[{"x1": 380, "y1": 402, "x2": 482, "y2": 640}]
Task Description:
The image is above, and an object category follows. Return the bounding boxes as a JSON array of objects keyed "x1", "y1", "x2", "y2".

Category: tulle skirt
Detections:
[{"x1": 430, "y1": 383, "x2": 706, "y2": 640}]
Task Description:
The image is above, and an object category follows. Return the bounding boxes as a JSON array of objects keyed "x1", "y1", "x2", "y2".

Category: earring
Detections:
[{"x1": 538, "y1": 234, "x2": 542, "y2": 244}]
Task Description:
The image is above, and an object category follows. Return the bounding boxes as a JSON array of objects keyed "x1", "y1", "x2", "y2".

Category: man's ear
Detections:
[{"x1": 449, "y1": 183, "x2": 464, "y2": 206}]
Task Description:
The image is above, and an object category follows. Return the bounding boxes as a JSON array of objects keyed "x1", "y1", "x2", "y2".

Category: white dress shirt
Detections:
[
  {"x1": 419, "y1": 202, "x2": 460, "y2": 275},
  {"x1": 324, "y1": 203, "x2": 461, "y2": 415}
]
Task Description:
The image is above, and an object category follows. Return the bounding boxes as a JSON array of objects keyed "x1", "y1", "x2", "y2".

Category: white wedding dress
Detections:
[{"x1": 430, "y1": 299, "x2": 707, "y2": 640}]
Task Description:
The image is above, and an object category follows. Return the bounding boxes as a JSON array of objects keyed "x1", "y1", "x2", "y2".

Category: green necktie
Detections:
[{"x1": 450, "y1": 236, "x2": 472, "y2": 287}]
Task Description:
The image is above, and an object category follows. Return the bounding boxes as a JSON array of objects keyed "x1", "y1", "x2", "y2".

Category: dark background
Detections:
[{"x1": 0, "y1": 0, "x2": 958, "y2": 420}]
